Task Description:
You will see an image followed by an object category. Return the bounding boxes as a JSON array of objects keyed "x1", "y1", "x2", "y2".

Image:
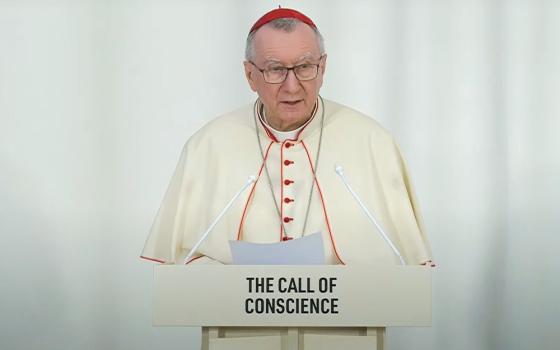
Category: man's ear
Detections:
[
  {"x1": 320, "y1": 53, "x2": 327, "y2": 76},
  {"x1": 243, "y1": 61, "x2": 257, "y2": 92}
]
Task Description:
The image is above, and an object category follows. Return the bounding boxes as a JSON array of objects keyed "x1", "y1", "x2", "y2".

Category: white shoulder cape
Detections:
[{"x1": 141, "y1": 98, "x2": 432, "y2": 265}]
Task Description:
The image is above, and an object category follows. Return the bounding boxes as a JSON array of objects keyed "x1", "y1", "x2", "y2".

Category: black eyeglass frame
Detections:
[{"x1": 248, "y1": 54, "x2": 325, "y2": 84}]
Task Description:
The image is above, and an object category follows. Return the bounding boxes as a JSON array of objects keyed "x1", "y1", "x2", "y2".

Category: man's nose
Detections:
[{"x1": 281, "y1": 69, "x2": 301, "y2": 92}]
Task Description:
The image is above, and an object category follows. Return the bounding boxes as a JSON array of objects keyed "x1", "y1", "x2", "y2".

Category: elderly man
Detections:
[{"x1": 141, "y1": 8, "x2": 433, "y2": 267}]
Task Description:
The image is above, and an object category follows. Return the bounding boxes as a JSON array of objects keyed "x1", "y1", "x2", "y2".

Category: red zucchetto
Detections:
[{"x1": 249, "y1": 8, "x2": 317, "y2": 34}]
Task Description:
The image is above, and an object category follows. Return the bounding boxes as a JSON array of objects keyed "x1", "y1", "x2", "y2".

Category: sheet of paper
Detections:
[{"x1": 229, "y1": 232, "x2": 325, "y2": 265}]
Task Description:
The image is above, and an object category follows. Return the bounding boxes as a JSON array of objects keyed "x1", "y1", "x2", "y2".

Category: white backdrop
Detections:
[{"x1": 1, "y1": 1, "x2": 559, "y2": 349}]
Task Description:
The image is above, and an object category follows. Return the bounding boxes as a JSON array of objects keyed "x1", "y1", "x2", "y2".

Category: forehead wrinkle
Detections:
[
  {"x1": 262, "y1": 51, "x2": 317, "y2": 66},
  {"x1": 263, "y1": 56, "x2": 282, "y2": 63},
  {"x1": 297, "y1": 53, "x2": 315, "y2": 61}
]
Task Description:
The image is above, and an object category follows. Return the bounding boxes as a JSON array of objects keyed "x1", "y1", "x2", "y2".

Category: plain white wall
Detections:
[{"x1": 1, "y1": 1, "x2": 559, "y2": 349}]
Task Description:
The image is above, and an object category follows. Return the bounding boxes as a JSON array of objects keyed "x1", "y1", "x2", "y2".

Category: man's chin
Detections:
[
  {"x1": 280, "y1": 114, "x2": 312, "y2": 130},
  {"x1": 266, "y1": 102, "x2": 314, "y2": 129}
]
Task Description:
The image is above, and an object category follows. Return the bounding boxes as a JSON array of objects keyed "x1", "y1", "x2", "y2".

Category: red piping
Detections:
[
  {"x1": 295, "y1": 102, "x2": 318, "y2": 140},
  {"x1": 256, "y1": 104, "x2": 279, "y2": 142},
  {"x1": 140, "y1": 255, "x2": 165, "y2": 264},
  {"x1": 301, "y1": 141, "x2": 346, "y2": 265},
  {"x1": 185, "y1": 255, "x2": 204, "y2": 265},
  {"x1": 236, "y1": 141, "x2": 275, "y2": 241}
]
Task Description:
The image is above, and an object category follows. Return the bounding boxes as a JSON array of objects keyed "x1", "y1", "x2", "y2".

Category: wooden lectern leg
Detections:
[
  {"x1": 202, "y1": 327, "x2": 284, "y2": 350},
  {"x1": 284, "y1": 327, "x2": 300, "y2": 350},
  {"x1": 366, "y1": 327, "x2": 385, "y2": 350},
  {"x1": 201, "y1": 327, "x2": 221, "y2": 350},
  {"x1": 201, "y1": 326, "x2": 384, "y2": 350}
]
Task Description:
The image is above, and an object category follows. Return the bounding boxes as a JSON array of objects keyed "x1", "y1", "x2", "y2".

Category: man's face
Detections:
[{"x1": 244, "y1": 23, "x2": 326, "y2": 131}]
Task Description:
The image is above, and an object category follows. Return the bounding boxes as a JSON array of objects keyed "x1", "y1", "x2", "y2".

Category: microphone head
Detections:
[{"x1": 334, "y1": 164, "x2": 344, "y2": 175}]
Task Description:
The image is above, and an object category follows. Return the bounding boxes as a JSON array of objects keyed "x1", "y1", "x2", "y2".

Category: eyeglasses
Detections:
[{"x1": 248, "y1": 55, "x2": 324, "y2": 84}]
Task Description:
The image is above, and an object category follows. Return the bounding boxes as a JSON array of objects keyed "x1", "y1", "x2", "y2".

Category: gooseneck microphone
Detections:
[
  {"x1": 183, "y1": 175, "x2": 257, "y2": 264},
  {"x1": 334, "y1": 165, "x2": 406, "y2": 266}
]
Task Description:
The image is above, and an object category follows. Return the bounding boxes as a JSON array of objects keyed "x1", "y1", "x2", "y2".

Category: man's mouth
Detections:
[{"x1": 281, "y1": 100, "x2": 303, "y2": 106}]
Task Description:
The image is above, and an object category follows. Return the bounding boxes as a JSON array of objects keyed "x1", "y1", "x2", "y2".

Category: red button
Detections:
[
  {"x1": 285, "y1": 142, "x2": 293, "y2": 148},
  {"x1": 283, "y1": 217, "x2": 293, "y2": 223},
  {"x1": 284, "y1": 160, "x2": 294, "y2": 166},
  {"x1": 284, "y1": 197, "x2": 294, "y2": 203},
  {"x1": 282, "y1": 236, "x2": 293, "y2": 241},
  {"x1": 284, "y1": 179, "x2": 294, "y2": 185}
]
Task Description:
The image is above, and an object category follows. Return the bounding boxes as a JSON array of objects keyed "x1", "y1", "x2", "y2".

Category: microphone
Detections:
[
  {"x1": 334, "y1": 165, "x2": 406, "y2": 265},
  {"x1": 183, "y1": 175, "x2": 257, "y2": 264}
]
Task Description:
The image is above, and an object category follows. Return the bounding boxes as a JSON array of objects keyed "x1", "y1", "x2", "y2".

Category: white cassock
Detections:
[{"x1": 141, "y1": 97, "x2": 433, "y2": 266}]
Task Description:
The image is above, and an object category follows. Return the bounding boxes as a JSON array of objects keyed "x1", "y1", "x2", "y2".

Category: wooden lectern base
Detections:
[{"x1": 201, "y1": 326, "x2": 385, "y2": 350}]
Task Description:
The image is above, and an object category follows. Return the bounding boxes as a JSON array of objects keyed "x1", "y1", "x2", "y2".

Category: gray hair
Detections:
[{"x1": 245, "y1": 18, "x2": 325, "y2": 61}]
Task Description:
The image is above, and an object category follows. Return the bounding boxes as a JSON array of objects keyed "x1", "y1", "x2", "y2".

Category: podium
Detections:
[{"x1": 152, "y1": 265, "x2": 431, "y2": 350}]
